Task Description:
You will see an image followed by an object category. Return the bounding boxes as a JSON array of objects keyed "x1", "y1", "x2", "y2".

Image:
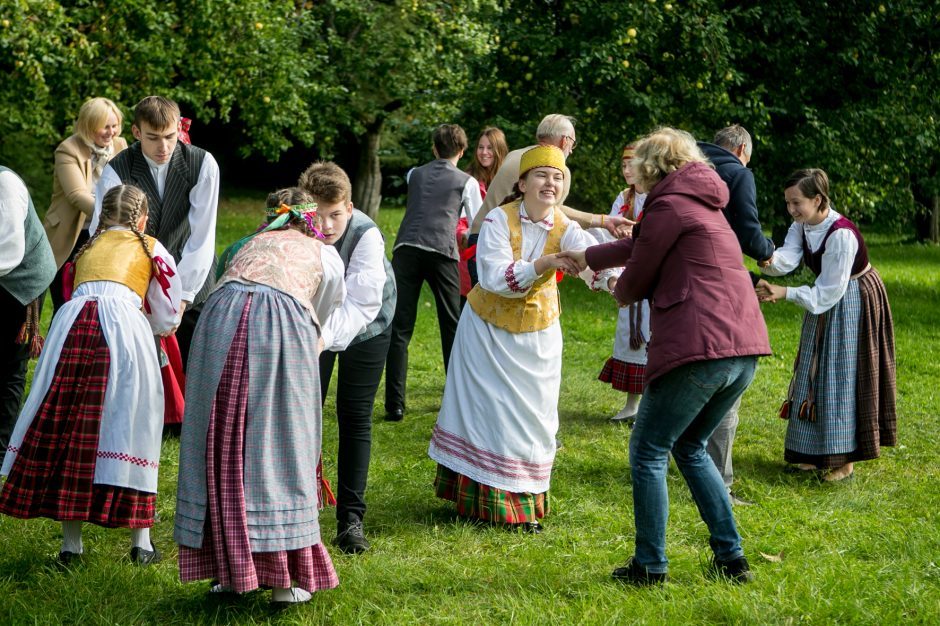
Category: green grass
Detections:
[{"x1": 3, "y1": 195, "x2": 939, "y2": 624}]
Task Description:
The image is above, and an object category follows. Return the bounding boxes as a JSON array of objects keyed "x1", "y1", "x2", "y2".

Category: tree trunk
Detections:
[
  {"x1": 913, "y1": 193, "x2": 940, "y2": 243},
  {"x1": 352, "y1": 118, "x2": 384, "y2": 220}
]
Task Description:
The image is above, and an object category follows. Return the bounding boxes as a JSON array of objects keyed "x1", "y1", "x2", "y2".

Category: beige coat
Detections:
[{"x1": 43, "y1": 133, "x2": 128, "y2": 268}]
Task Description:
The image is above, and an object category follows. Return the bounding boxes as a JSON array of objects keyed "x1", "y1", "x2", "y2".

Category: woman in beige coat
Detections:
[{"x1": 44, "y1": 97, "x2": 128, "y2": 312}]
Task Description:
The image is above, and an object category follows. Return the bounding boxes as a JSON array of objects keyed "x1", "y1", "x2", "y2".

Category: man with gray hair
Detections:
[
  {"x1": 467, "y1": 114, "x2": 631, "y2": 283},
  {"x1": 698, "y1": 124, "x2": 775, "y2": 506}
]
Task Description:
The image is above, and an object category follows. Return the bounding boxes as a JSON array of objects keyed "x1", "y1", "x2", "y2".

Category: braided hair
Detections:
[{"x1": 74, "y1": 185, "x2": 152, "y2": 263}]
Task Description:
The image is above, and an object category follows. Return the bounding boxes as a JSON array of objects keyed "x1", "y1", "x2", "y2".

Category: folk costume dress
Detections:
[
  {"x1": 762, "y1": 209, "x2": 897, "y2": 468},
  {"x1": 595, "y1": 188, "x2": 650, "y2": 394},
  {"x1": 175, "y1": 228, "x2": 346, "y2": 595},
  {"x1": 429, "y1": 200, "x2": 614, "y2": 523},
  {"x1": 0, "y1": 228, "x2": 181, "y2": 528}
]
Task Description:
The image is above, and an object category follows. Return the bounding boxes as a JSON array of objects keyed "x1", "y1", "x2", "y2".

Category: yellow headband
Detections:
[
  {"x1": 519, "y1": 145, "x2": 566, "y2": 178},
  {"x1": 622, "y1": 146, "x2": 636, "y2": 160}
]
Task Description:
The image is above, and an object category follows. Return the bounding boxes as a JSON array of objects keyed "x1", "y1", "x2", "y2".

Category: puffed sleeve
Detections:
[
  {"x1": 145, "y1": 240, "x2": 183, "y2": 335},
  {"x1": 785, "y1": 228, "x2": 858, "y2": 314},
  {"x1": 312, "y1": 245, "x2": 347, "y2": 328},
  {"x1": 761, "y1": 222, "x2": 804, "y2": 276},
  {"x1": 477, "y1": 209, "x2": 538, "y2": 298}
]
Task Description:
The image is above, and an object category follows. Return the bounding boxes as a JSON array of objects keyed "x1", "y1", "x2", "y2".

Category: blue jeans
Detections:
[{"x1": 630, "y1": 356, "x2": 758, "y2": 573}]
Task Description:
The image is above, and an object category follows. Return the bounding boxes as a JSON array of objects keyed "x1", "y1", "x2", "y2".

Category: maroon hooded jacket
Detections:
[{"x1": 586, "y1": 161, "x2": 771, "y2": 383}]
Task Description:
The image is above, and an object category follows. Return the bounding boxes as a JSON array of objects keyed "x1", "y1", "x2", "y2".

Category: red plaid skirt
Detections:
[
  {"x1": 598, "y1": 357, "x2": 645, "y2": 394},
  {"x1": 178, "y1": 296, "x2": 338, "y2": 593},
  {"x1": 0, "y1": 300, "x2": 155, "y2": 528}
]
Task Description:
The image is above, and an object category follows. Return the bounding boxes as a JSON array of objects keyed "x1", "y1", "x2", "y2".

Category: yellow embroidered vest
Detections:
[
  {"x1": 467, "y1": 201, "x2": 567, "y2": 333},
  {"x1": 75, "y1": 230, "x2": 155, "y2": 301}
]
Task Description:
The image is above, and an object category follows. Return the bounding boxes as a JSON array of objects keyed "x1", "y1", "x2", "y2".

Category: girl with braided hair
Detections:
[
  {"x1": 0, "y1": 184, "x2": 182, "y2": 566},
  {"x1": 175, "y1": 187, "x2": 346, "y2": 607}
]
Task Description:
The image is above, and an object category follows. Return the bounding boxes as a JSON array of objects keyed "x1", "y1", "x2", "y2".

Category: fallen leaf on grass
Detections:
[{"x1": 759, "y1": 551, "x2": 784, "y2": 563}]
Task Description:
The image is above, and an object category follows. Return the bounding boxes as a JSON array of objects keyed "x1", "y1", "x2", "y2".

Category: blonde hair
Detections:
[
  {"x1": 74, "y1": 97, "x2": 123, "y2": 146},
  {"x1": 74, "y1": 185, "x2": 151, "y2": 263},
  {"x1": 632, "y1": 127, "x2": 710, "y2": 192}
]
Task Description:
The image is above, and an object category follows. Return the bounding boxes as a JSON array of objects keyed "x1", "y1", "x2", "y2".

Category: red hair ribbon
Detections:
[{"x1": 178, "y1": 117, "x2": 192, "y2": 145}]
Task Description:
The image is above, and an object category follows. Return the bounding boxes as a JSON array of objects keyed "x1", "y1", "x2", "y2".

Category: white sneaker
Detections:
[{"x1": 271, "y1": 587, "x2": 312, "y2": 607}]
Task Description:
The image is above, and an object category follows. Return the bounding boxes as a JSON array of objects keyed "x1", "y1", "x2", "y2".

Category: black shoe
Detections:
[
  {"x1": 385, "y1": 407, "x2": 404, "y2": 422},
  {"x1": 612, "y1": 557, "x2": 667, "y2": 586},
  {"x1": 130, "y1": 543, "x2": 162, "y2": 566},
  {"x1": 57, "y1": 551, "x2": 83, "y2": 566},
  {"x1": 514, "y1": 521, "x2": 543, "y2": 534},
  {"x1": 709, "y1": 555, "x2": 755, "y2": 584},
  {"x1": 334, "y1": 519, "x2": 371, "y2": 554}
]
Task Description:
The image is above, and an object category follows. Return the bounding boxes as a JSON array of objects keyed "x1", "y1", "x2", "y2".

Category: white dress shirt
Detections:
[
  {"x1": 0, "y1": 170, "x2": 29, "y2": 277},
  {"x1": 762, "y1": 208, "x2": 859, "y2": 314},
  {"x1": 321, "y1": 227, "x2": 388, "y2": 352}
]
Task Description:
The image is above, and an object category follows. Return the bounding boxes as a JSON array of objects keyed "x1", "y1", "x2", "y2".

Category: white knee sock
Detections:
[
  {"x1": 131, "y1": 527, "x2": 152, "y2": 550},
  {"x1": 61, "y1": 521, "x2": 83, "y2": 554},
  {"x1": 625, "y1": 393, "x2": 641, "y2": 416}
]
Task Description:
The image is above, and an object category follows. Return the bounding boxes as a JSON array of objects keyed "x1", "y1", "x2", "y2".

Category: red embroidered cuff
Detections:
[{"x1": 505, "y1": 262, "x2": 525, "y2": 293}]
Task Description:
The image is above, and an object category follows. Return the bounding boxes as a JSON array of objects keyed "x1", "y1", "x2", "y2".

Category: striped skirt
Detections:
[
  {"x1": 0, "y1": 301, "x2": 155, "y2": 527},
  {"x1": 178, "y1": 292, "x2": 337, "y2": 593},
  {"x1": 434, "y1": 464, "x2": 547, "y2": 525},
  {"x1": 783, "y1": 269, "x2": 897, "y2": 468}
]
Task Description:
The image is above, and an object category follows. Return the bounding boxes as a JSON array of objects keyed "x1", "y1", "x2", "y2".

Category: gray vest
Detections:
[
  {"x1": 395, "y1": 159, "x2": 471, "y2": 260},
  {"x1": 109, "y1": 142, "x2": 217, "y2": 305},
  {"x1": 334, "y1": 209, "x2": 396, "y2": 346},
  {"x1": 0, "y1": 166, "x2": 56, "y2": 305}
]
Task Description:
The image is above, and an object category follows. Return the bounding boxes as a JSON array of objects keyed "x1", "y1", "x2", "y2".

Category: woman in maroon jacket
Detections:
[{"x1": 564, "y1": 127, "x2": 771, "y2": 586}]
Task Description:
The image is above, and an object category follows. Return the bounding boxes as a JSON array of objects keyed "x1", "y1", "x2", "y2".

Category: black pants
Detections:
[
  {"x1": 385, "y1": 246, "x2": 461, "y2": 412},
  {"x1": 49, "y1": 230, "x2": 90, "y2": 315},
  {"x1": 0, "y1": 286, "x2": 29, "y2": 467},
  {"x1": 320, "y1": 326, "x2": 392, "y2": 525},
  {"x1": 175, "y1": 303, "x2": 203, "y2": 372}
]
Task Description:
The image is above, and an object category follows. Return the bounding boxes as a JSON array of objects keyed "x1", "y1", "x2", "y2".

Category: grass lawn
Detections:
[{"x1": 2, "y1": 193, "x2": 938, "y2": 624}]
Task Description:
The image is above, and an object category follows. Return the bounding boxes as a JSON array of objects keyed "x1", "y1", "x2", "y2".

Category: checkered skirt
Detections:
[
  {"x1": 178, "y1": 290, "x2": 337, "y2": 593},
  {"x1": 434, "y1": 464, "x2": 547, "y2": 524},
  {"x1": 598, "y1": 358, "x2": 646, "y2": 394},
  {"x1": 0, "y1": 301, "x2": 154, "y2": 527},
  {"x1": 783, "y1": 269, "x2": 897, "y2": 468}
]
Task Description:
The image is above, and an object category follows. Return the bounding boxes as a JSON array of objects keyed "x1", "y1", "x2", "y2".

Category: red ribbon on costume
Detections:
[
  {"x1": 152, "y1": 257, "x2": 177, "y2": 309},
  {"x1": 178, "y1": 117, "x2": 192, "y2": 145}
]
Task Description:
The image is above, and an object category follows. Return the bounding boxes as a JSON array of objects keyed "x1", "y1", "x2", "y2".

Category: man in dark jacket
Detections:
[{"x1": 697, "y1": 125, "x2": 774, "y2": 506}]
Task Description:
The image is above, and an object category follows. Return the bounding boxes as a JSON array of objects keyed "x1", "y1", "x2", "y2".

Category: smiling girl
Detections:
[
  {"x1": 756, "y1": 168, "x2": 897, "y2": 482},
  {"x1": 428, "y1": 145, "x2": 615, "y2": 533}
]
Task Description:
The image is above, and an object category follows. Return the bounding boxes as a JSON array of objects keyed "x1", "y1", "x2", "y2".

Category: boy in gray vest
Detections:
[
  {"x1": 299, "y1": 162, "x2": 397, "y2": 554},
  {"x1": 384, "y1": 124, "x2": 482, "y2": 422},
  {"x1": 0, "y1": 167, "x2": 56, "y2": 465},
  {"x1": 92, "y1": 96, "x2": 220, "y2": 369}
]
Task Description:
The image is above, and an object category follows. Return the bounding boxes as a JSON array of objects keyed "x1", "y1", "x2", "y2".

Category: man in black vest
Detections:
[
  {"x1": 93, "y1": 96, "x2": 220, "y2": 368},
  {"x1": 384, "y1": 124, "x2": 482, "y2": 421},
  {"x1": 0, "y1": 167, "x2": 56, "y2": 465}
]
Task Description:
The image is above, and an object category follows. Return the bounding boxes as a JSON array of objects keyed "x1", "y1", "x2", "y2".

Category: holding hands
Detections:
[
  {"x1": 604, "y1": 215, "x2": 636, "y2": 239},
  {"x1": 755, "y1": 279, "x2": 787, "y2": 303},
  {"x1": 556, "y1": 249, "x2": 588, "y2": 273},
  {"x1": 535, "y1": 252, "x2": 582, "y2": 277}
]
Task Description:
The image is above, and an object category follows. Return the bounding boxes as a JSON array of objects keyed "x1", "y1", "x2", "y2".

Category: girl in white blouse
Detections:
[{"x1": 756, "y1": 169, "x2": 897, "y2": 482}]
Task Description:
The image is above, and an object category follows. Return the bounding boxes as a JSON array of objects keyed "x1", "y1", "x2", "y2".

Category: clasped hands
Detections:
[
  {"x1": 603, "y1": 215, "x2": 635, "y2": 239},
  {"x1": 755, "y1": 279, "x2": 786, "y2": 303}
]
